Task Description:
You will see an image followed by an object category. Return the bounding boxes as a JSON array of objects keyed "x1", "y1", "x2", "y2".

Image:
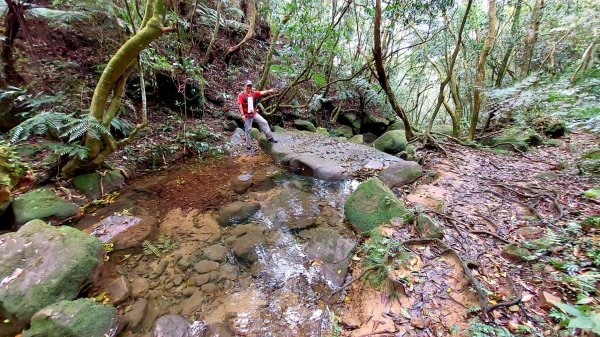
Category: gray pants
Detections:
[{"x1": 244, "y1": 113, "x2": 273, "y2": 148}]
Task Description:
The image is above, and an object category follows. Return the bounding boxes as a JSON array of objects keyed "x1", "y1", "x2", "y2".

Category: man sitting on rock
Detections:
[{"x1": 237, "y1": 80, "x2": 278, "y2": 152}]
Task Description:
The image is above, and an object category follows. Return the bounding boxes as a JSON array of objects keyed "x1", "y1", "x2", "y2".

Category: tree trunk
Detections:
[
  {"x1": 62, "y1": 0, "x2": 169, "y2": 177},
  {"x1": 257, "y1": 11, "x2": 291, "y2": 90},
  {"x1": 495, "y1": 0, "x2": 522, "y2": 87},
  {"x1": 519, "y1": 0, "x2": 543, "y2": 80},
  {"x1": 570, "y1": 37, "x2": 598, "y2": 83},
  {"x1": 373, "y1": 0, "x2": 413, "y2": 140},
  {"x1": 202, "y1": 0, "x2": 221, "y2": 66},
  {"x1": 223, "y1": 0, "x2": 256, "y2": 63},
  {"x1": 1, "y1": 0, "x2": 26, "y2": 84},
  {"x1": 469, "y1": 0, "x2": 497, "y2": 141}
]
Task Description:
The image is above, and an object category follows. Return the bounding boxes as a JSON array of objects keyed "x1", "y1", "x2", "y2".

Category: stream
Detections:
[{"x1": 81, "y1": 153, "x2": 361, "y2": 336}]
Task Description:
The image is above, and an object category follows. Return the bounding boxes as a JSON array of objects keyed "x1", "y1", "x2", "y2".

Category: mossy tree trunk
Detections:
[
  {"x1": 257, "y1": 11, "x2": 291, "y2": 90},
  {"x1": 469, "y1": 0, "x2": 497, "y2": 141},
  {"x1": 519, "y1": 0, "x2": 543, "y2": 80},
  {"x1": 570, "y1": 37, "x2": 598, "y2": 83},
  {"x1": 61, "y1": 0, "x2": 171, "y2": 177},
  {"x1": 373, "y1": 0, "x2": 413, "y2": 140},
  {"x1": 495, "y1": 0, "x2": 522, "y2": 87}
]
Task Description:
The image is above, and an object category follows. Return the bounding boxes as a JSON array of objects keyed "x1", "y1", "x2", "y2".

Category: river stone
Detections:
[
  {"x1": 305, "y1": 228, "x2": 356, "y2": 287},
  {"x1": 344, "y1": 178, "x2": 407, "y2": 233},
  {"x1": 22, "y1": 299, "x2": 117, "y2": 337},
  {"x1": 231, "y1": 173, "x2": 253, "y2": 194},
  {"x1": 258, "y1": 131, "x2": 401, "y2": 180},
  {"x1": 0, "y1": 220, "x2": 103, "y2": 326},
  {"x1": 106, "y1": 276, "x2": 131, "y2": 305},
  {"x1": 415, "y1": 214, "x2": 444, "y2": 239},
  {"x1": 205, "y1": 243, "x2": 227, "y2": 261},
  {"x1": 218, "y1": 201, "x2": 260, "y2": 226},
  {"x1": 379, "y1": 161, "x2": 424, "y2": 188},
  {"x1": 12, "y1": 188, "x2": 80, "y2": 226},
  {"x1": 85, "y1": 215, "x2": 158, "y2": 250},
  {"x1": 334, "y1": 125, "x2": 353, "y2": 138},
  {"x1": 72, "y1": 170, "x2": 125, "y2": 200},
  {"x1": 194, "y1": 260, "x2": 219, "y2": 274},
  {"x1": 373, "y1": 130, "x2": 407, "y2": 154},
  {"x1": 233, "y1": 228, "x2": 266, "y2": 262},
  {"x1": 123, "y1": 298, "x2": 147, "y2": 330},
  {"x1": 180, "y1": 292, "x2": 206, "y2": 316},
  {"x1": 293, "y1": 119, "x2": 316, "y2": 132},
  {"x1": 152, "y1": 315, "x2": 205, "y2": 337},
  {"x1": 348, "y1": 134, "x2": 364, "y2": 144},
  {"x1": 262, "y1": 188, "x2": 319, "y2": 229}
]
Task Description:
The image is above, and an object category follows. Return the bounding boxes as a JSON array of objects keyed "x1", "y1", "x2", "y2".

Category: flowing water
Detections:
[{"x1": 84, "y1": 153, "x2": 361, "y2": 336}]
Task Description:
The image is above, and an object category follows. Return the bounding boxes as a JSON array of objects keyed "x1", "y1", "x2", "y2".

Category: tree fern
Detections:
[
  {"x1": 62, "y1": 116, "x2": 112, "y2": 142},
  {"x1": 47, "y1": 143, "x2": 90, "y2": 160},
  {"x1": 10, "y1": 111, "x2": 75, "y2": 143}
]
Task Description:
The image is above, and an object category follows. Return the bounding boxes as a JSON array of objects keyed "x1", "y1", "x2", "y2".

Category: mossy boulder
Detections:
[
  {"x1": 293, "y1": 119, "x2": 316, "y2": 132},
  {"x1": 501, "y1": 244, "x2": 532, "y2": 262},
  {"x1": 481, "y1": 128, "x2": 543, "y2": 152},
  {"x1": 72, "y1": 170, "x2": 125, "y2": 200},
  {"x1": 386, "y1": 119, "x2": 404, "y2": 131},
  {"x1": 22, "y1": 299, "x2": 117, "y2": 337},
  {"x1": 250, "y1": 127, "x2": 261, "y2": 139},
  {"x1": 349, "y1": 135, "x2": 364, "y2": 144},
  {"x1": 373, "y1": 130, "x2": 408, "y2": 154},
  {"x1": 338, "y1": 112, "x2": 362, "y2": 132},
  {"x1": 12, "y1": 188, "x2": 80, "y2": 226},
  {"x1": 272, "y1": 125, "x2": 285, "y2": 133},
  {"x1": 0, "y1": 220, "x2": 103, "y2": 327},
  {"x1": 379, "y1": 161, "x2": 423, "y2": 188},
  {"x1": 344, "y1": 178, "x2": 407, "y2": 233},
  {"x1": 334, "y1": 125, "x2": 353, "y2": 138},
  {"x1": 316, "y1": 127, "x2": 330, "y2": 136},
  {"x1": 531, "y1": 116, "x2": 566, "y2": 138},
  {"x1": 415, "y1": 214, "x2": 444, "y2": 239}
]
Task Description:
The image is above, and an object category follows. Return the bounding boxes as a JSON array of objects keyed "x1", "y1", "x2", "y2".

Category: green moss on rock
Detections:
[
  {"x1": 482, "y1": 128, "x2": 543, "y2": 152},
  {"x1": 373, "y1": 130, "x2": 407, "y2": 154},
  {"x1": 272, "y1": 125, "x2": 285, "y2": 133},
  {"x1": 23, "y1": 299, "x2": 117, "y2": 337},
  {"x1": 72, "y1": 170, "x2": 125, "y2": 200},
  {"x1": 348, "y1": 135, "x2": 364, "y2": 144},
  {"x1": 344, "y1": 178, "x2": 407, "y2": 233},
  {"x1": 293, "y1": 120, "x2": 316, "y2": 132},
  {"x1": 12, "y1": 188, "x2": 80, "y2": 226},
  {"x1": 316, "y1": 127, "x2": 330, "y2": 136},
  {"x1": 334, "y1": 125, "x2": 353, "y2": 138},
  {"x1": 415, "y1": 214, "x2": 444, "y2": 239}
]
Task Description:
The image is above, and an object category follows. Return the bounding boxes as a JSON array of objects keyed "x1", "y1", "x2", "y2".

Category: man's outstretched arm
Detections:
[{"x1": 257, "y1": 88, "x2": 277, "y2": 96}]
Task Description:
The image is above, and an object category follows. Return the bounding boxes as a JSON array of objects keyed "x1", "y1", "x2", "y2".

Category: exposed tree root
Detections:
[{"x1": 470, "y1": 230, "x2": 511, "y2": 244}]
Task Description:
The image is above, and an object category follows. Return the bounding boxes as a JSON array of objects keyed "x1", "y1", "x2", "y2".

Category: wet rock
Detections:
[
  {"x1": 22, "y1": 299, "x2": 117, "y2": 337},
  {"x1": 344, "y1": 178, "x2": 407, "y2": 233},
  {"x1": 415, "y1": 214, "x2": 444, "y2": 239},
  {"x1": 379, "y1": 161, "x2": 423, "y2": 188},
  {"x1": 0, "y1": 220, "x2": 103, "y2": 326},
  {"x1": 258, "y1": 131, "x2": 401, "y2": 180},
  {"x1": 231, "y1": 173, "x2": 253, "y2": 194},
  {"x1": 205, "y1": 243, "x2": 228, "y2": 261},
  {"x1": 262, "y1": 188, "x2": 319, "y2": 229},
  {"x1": 85, "y1": 215, "x2": 158, "y2": 250},
  {"x1": 501, "y1": 244, "x2": 531, "y2": 262},
  {"x1": 293, "y1": 119, "x2": 316, "y2": 132},
  {"x1": 180, "y1": 292, "x2": 205, "y2": 316},
  {"x1": 201, "y1": 283, "x2": 217, "y2": 292},
  {"x1": 373, "y1": 130, "x2": 407, "y2": 154},
  {"x1": 191, "y1": 274, "x2": 211, "y2": 287},
  {"x1": 106, "y1": 276, "x2": 131, "y2": 305},
  {"x1": 218, "y1": 264, "x2": 238, "y2": 281},
  {"x1": 152, "y1": 315, "x2": 205, "y2": 337},
  {"x1": 12, "y1": 188, "x2": 80, "y2": 226},
  {"x1": 194, "y1": 260, "x2": 219, "y2": 274},
  {"x1": 305, "y1": 228, "x2": 356, "y2": 287},
  {"x1": 123, "y1": 298, "x2": 148, "y2": 330},
  {"x1": 130, "y1": 277, "x2": 149, "y2": 297},
  {"x1": 334, "y1": 125, "x2": 353, "y2": 138},
  {"x1": 348, "y1": 134, "x2": 364, "y2": 144},
  {"x1": 218, "y1": 201, "x2": 260, "y2": 226},
  {"x1": 72, "y1": 170, "x2": 125, "y2": 200},
  {"x1": 233, "y1": 228, "x2": 267, "y2": 262}
]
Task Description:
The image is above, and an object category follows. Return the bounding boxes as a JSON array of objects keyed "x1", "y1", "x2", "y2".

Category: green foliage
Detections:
[
  {"x1": 548, "y1": 300, "x2": 600, "y2": 334},
  {"x1": 361, "y1": 231, "x2": 411, "y2": 287},
  {"x1": 467, "y1": 319, "x2": 515, "y2": 337},
  {"x1": 0, "y1": 141, "x2": 30, "y2": 188},
  {"x1": 10, "y1": 111, "x2": 75, "y2": 142},
  {"x1": 142, "y1": 235, "x2": 177, "y2": 257}
]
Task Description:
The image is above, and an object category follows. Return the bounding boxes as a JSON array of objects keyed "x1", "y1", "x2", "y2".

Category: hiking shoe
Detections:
[{"x1": 268, "y1": 138, "x2": 278, "y2": 143}]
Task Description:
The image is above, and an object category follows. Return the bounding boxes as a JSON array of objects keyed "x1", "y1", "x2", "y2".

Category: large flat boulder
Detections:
[
  {"x1": 12, "y1": 188, "x2": 80, "y2": 226},
  {"x1": 344, "y1": 178, "x2": 407, "y2": 233},
  {"x1": 84, "y1": 215, "x2": 158, "y2": 250},
  {"x1": 22, "y1": 299, "x2": 118, "y2": 337},
  {"x1": 0, "y1": 220, "x2": 103, "y2": 326},
  {"x1": 259, "y1": 131, "x2": 401, "y2": 180},
  {"x1": 305, "y1": 228, "x2": 356, "y2": 287}
]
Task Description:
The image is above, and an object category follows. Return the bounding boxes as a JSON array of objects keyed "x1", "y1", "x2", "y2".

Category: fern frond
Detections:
[
  {"x1": 10, "y1": 111, "x2": 75, "y2": 143},
  {"x1": 47, "y1": 143, "x2": 90, "y2": 160},
  {"x1": 62, "y1": 116, "x2": 112, "y2": 142}
]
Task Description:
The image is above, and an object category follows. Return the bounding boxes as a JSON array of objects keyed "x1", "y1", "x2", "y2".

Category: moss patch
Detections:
[
  {"x1": 72, "y1": 170, "x2": 125, "y2": 200},
  {"x1": 373, "y1": 130, "x2": 407, "y2": 154},
  {"x1": 344, "y1": 178, "x2": 407, "y2": 233},
  {"x1": 12, "y1": 188, "x2": 80, "y2": 225}
]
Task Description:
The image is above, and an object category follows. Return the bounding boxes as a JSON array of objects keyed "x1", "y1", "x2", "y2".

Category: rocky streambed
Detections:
[{"x1": 0, "y1": 132, "x2": 423, "y2": 337}]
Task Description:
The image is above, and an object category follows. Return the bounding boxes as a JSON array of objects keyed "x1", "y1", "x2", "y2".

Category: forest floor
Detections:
[{"x1": 337, "y1": 130, "x2": 599, "y2": 336}]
